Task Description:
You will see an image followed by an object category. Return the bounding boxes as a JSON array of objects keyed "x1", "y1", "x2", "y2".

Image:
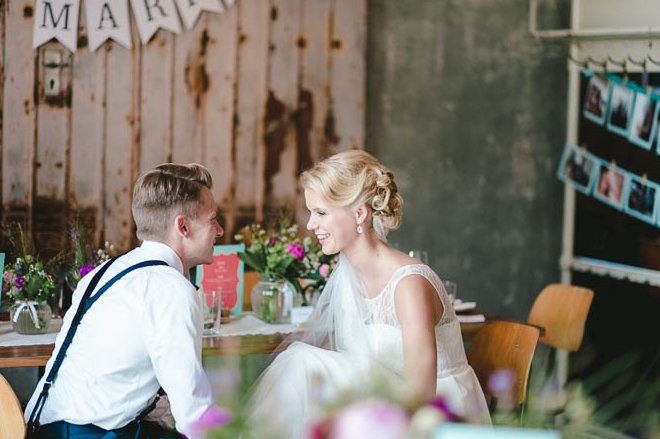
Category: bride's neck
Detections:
[{"x1": 343, "y1": 231, "x2": 390, "y2": 283}]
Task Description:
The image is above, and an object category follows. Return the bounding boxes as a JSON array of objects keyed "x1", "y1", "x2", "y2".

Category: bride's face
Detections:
[{"x1": 305, "y1": 189, "x2": 356, "y2": 255}]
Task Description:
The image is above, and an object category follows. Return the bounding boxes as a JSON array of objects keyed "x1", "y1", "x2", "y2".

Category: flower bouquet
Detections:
[
  {"x1": 65, "y1": 221, "x2": 114, "y2": 289},
  {"x1": 235, "y1": 214, "x2": 339, "y2": 323},
  {"x1": 1, "y1": 224, "x2": 57, "y2": 334}
]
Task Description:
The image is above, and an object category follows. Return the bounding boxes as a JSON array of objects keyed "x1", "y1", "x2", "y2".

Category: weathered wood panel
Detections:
[
  {"x1": 103, "y1": 28, "x2": 141, "y2": 250},
  {"x1": 330, "y1": 0, "x2": 366, "y2": 151},
  {"x1": 234, "y1": 0, "x2": 270, "y2": 224},
  {"x1": 140, "y1": 31, "x2": 174, "y2": 172},
  {"x1": 2, "y1": 1, "x2": 36, "y2": 228},
  {"x1": 70, "y1": 4, "x2": 105, "y2": 238},
  {"x1": 266, "y1": 0, "x2": 301, "y2": 212},
  {"x1": 203, "y1": 10, "x2": 238, "y2": 241},
  {"x1": 0, "y1": 2, "x2": 366, "y2": 252}
]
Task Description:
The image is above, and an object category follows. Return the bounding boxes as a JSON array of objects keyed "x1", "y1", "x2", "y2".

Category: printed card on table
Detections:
[{"x1": 195, "y1": 244, "x2": 245, "y2": 315}]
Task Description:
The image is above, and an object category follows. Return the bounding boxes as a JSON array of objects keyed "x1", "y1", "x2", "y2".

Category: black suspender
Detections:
[{"x1": 27, "y1": 258, "x2": 169, "y2": 433}]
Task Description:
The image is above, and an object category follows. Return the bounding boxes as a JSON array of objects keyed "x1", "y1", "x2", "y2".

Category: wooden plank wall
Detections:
[{"x1": 0, "y1": 0, "x2": 366, "y2": 253}]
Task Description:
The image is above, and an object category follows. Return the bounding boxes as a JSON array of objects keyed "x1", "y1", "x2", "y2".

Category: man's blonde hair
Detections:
[{"x1": 132, "y1": 163, "x2": 213, "y2": 241}]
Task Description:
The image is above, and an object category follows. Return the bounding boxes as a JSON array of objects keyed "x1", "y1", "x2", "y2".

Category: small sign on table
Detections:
[{"x1": 195, "y1": 244, "x2": 245, "y2": 316}]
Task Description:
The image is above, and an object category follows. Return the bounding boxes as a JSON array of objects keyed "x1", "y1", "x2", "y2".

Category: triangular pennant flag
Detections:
[
  {"x1": 174, "y1": 0, "x2": 224, "y2": 30},
  {"x1": 86, "y1": 0, "x2": 132, "y2": 51},
  {"x1": 130, "y1": 0, "x2": 181, "y2": 44},
  {"x1": 33, "y1": 0, "x2": 81, "y2": 52}
]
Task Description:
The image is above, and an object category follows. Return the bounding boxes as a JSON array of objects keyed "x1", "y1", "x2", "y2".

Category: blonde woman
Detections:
[{"x1": 250, "y1": 151, "x2": 489, "y2": 437}]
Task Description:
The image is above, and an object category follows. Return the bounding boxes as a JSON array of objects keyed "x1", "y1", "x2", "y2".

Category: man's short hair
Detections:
[{"x1": 132, "y1": 163, "x2": 213, "y2": 241}]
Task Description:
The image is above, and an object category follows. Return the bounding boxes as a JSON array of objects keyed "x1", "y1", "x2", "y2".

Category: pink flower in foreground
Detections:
[
  {"x1": 428, "y1": 395, "x2": 460, "y2": 422},
  {"x1": 319, "y1": 264, "x2": 330, "y2": 280},
  {"x1": 286, "y1": 243, "x2": 305, "y2": 261},
  {"x1": 79, "y1": 264, "x2": 96, "y2": 278},
  {"x1": 188, "y1": 406, "x2": 233, "y2": 438},
  {"x1": 487, "y1": 368, "x2": 516, "y2": 395},
  {"x1": 332, "y1": 399, "x2": 409, "y2": 439}
]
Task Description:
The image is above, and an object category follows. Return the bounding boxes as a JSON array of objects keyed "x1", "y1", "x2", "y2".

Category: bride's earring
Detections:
[{"x1": 357, "y1": 223, "x2": 363, "y2": 234}]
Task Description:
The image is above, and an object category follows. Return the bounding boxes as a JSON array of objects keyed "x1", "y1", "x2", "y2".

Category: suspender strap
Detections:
[{"x1": 27, "y1": 258, "x2": 169, "y2": 432}]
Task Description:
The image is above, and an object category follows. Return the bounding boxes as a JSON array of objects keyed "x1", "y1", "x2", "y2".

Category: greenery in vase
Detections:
[
  {"x1": 66, "y1": 219, "x2": 114, "y2": 284},
  {"x1": 1, "y1": 223, "x2": 57, "y2": 304},
  {"x1": 235, "y1": 214, "x2": 338, "y2": 305}
]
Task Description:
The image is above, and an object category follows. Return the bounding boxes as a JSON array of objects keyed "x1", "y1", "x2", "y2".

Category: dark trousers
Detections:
[{"x1": 30, "y1": 420, "x2": 182, "y2": 439}]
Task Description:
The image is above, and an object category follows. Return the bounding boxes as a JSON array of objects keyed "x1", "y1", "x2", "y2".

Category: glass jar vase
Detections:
[
  {"x1": 251, "y1": 278, "x2": 294, "y2": 324},
  {"x1": 10, "y1": 301, "x2": 52, "y2": 335}
]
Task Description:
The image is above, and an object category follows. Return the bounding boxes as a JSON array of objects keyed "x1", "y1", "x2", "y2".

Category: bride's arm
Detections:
[{"x1": 394, "y1": 275, "x2": 444, "y2": 400}]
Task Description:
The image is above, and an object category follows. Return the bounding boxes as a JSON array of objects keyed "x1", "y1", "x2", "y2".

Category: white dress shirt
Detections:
[{"x1": 25, "y1": 241, "x2": 214, "y2": 435}]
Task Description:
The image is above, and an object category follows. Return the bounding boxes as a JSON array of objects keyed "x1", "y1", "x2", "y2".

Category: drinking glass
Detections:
[
  {"x1": 203, "y1": 289, "x2": 221, "y2": 336},
  {"x1": 408, "y1": 249, "x2": 429, "y2": 264},
  {"x1": 442, "y1": 280, "x2": 458, "y2": 303}
]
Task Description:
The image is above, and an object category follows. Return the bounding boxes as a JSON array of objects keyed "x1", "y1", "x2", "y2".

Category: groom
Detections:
[{"x1": 25, "y1": 163, "x2": 223, "y2": 438}]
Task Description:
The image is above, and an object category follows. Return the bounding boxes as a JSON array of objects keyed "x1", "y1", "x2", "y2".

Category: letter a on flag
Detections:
[
  {"x1": 174, "y1": 0, "x2": 224, "y2": 30},
  {"x1": 86, "y1": 0, "x2": 132, "y2": 51},
  {"x1": 130, "y1": 0, "x2": 182, "y2": 44},
  {"x1": 33, "y1": 0, "x2": 81, "y2": 52}
]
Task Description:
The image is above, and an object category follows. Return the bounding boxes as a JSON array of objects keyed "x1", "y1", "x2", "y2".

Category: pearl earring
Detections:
[{"x1": 357, "y1": 224, "x2": 363, "y2": 234}]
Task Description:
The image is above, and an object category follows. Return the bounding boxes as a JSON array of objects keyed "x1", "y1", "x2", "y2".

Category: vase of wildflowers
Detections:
[
  {"x1": 65, "y1": 222, "x2": 113, "y2": 292},
  {"x1": 1, "y1": 223, "x2": 57, "y2": 334}
]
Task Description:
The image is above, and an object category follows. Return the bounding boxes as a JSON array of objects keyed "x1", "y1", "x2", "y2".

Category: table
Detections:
[{"x1": 0, "y1": 313, "x2": 493, "y2": 369}]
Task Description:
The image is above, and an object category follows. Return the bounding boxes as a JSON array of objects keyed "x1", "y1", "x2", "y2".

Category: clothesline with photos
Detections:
[
  {"x1": 32, "y1": 0, "x2": 235, "y2": 53},
  {"x1": 582, "y1": 71, "x2": 660, "y2": 154},
  {"x1": 557, "y1": 142, "x2": 659, "y2": 227}
]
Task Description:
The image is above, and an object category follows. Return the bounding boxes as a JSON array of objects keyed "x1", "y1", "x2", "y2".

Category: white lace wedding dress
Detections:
[{"x1": 249, "y1": 262, "x2": 490, "y2": 438}]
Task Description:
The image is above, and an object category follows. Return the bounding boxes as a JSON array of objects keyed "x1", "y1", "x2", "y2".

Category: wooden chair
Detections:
[
  {"x1": 466, "y1": 321, "x2": 540, "y2": 408},
  {"x1": 527, "y1": 283, "x2": 594, "y2": 352},
  {"x1": 243, "y1": 271, "x2": 261, "y2": 312},
  {"x1": 0, "y1": 373, "x2": 26, "y2": 439}
]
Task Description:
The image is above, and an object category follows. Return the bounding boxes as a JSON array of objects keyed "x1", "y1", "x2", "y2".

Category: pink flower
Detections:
[
  {"x1": 286, "y1": 243, "x2": 305, "y2": 261},
  {"x1": 14, "y1": 275, "x2": 25, "y2": 290},
  {"x1": 332, "y1": 399, "x2": 409, "y2": 439},
  {"x1": 428, "y1": 395, "x2": 460, "y2": 422},
  {"x1": 79, "y1": 264, "x2": 96, "y2": 278},
  {"x1": 319, "y1": 264, "x2": 330, "y2": 280},
  {"x1": 487, "y1": 369, "x2": 516, "y2": 395},
  {"x1": 188, "y1": 406, "x2": 233, "y2": 438}
]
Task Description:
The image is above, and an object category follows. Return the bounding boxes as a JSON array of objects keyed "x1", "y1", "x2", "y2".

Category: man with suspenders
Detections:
[{"x1": 25, "y1": 163, "x2": 223, "y2": 438}]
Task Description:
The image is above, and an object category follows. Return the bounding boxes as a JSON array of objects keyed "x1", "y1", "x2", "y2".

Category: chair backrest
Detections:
[
  {"x1": 0, "y1": 373, "x2": 26, "y2": 439},
  {"x1": 467, "y1": 321, "x2": 540, "y2": 406},
  {"x1": 243, "y1": 271, "x2": 261, "y2": 311},
  {"x1": 527, "y1": 283, "x2": 594, "y2": 352}
]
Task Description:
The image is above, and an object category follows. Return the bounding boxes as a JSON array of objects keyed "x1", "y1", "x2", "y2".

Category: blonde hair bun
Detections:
[{"x1": 300, "y1": 150, "x2": 403, "y2": 233}]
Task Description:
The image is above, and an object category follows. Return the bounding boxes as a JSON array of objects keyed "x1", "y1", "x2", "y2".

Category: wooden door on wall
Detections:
[{"x1": 0, "y1": 0, "x2": 365, "y2": 253}]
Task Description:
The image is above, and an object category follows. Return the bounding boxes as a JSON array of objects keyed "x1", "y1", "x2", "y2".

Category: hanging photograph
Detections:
[
  {"x1": 583, "y1": 74, "x2": 610, "y2": 125},
  {"x1": 593, "y1": 160, "x2": 627, "y2": 210},
  {"x1": 606, "y1": 79, "x2": 635, "y2": 137},
  {"x1": 628, "y1": 89, "x2": 659, "y2": 150},
  {"x1": 624, "y1": 175, "x2": 658, "y2": 225},
  {"x1": 557, "y1": 143, "x2": 597, "y2": 195}
]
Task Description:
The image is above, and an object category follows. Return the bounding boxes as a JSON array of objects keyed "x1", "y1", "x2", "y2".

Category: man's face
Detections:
[{"x1": 187, "y1": 187, "x2": 223, "y2": 266}]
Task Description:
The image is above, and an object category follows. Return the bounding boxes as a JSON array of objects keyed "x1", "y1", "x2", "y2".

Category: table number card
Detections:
[{"x1": 195, "y1": 245, "x2": 245, "y2": 315}]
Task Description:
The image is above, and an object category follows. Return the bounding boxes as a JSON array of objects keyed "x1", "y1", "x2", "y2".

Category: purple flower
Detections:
[
  {"x1": 268, "y1": 236, "x2": 279, "y2": 246},
  {"x1": 14, "y1": 275, "x2": 25, "y2": 290},
  {"x1": 487, "y1": 369, "x2": 516, "y2": 395},
  {"x1": 332, "y1": 399, "x2": 409, "y2": 439},
  {"x1": 188, "y1": 406, "x2": 233, "y2": 438},
  {"x1": 319, "y1": 263, "x2": 331, "y2": 280},
  {"x1": 286, "y1": 243, "x2": 305, "y2": 261},
  {"x1": 79, "y1": 264, "x2": 96, "y2": 278},
  {"x1": 428, "y1": 395, "x2": 460, "y2": 422}
]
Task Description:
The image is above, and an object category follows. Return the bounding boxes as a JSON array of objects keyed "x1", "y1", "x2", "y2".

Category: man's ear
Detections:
[{"x1": 174, "y1": 215, "x2": 191, "y2": 238}]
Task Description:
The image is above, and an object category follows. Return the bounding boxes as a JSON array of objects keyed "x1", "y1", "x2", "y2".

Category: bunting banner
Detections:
[
  {"x1": 175, "y1": 0, "x2": 224, "y2": 30},
  {"x1": 130, "y1": 0, "x2": 181, "y2": 44},
  {"x1": 33, "y1": 0, "x2": 235, "y2": 52},
  {"x1": 33, "y1": 0, "x2": 82, "y2": 52},
  {"x1": 86, "y1": 0, "x2": 132, "y2": 51}
]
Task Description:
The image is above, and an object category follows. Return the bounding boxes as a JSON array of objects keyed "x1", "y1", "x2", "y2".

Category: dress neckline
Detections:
[{"x1": 362, "y1": 263, "x2": 429, "y2": 301}]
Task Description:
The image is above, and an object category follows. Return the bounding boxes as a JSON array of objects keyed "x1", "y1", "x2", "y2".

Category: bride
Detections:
[{"x1": 249, "y1": 150, "x2": 489, "y2": 437}]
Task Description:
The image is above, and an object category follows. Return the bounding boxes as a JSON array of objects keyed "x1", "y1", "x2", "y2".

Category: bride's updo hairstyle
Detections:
[{"x1": 300, "y1": 150, "x2": 403, "y2": 235}]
